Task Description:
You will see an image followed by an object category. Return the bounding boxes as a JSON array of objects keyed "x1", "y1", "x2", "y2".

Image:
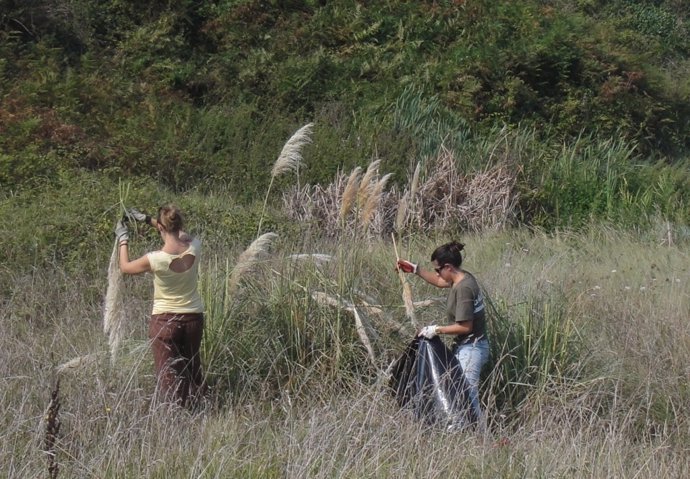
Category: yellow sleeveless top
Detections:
[{"x1": 146, "y1": 237, "x2": 204, "y2": 315}]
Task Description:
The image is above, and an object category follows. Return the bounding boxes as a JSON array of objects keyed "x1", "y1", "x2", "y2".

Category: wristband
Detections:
[{"x1": 145, "y1": 215, "x2": 152, "y2": 226}]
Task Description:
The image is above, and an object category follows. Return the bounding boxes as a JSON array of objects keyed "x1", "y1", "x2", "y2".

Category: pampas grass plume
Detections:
[
  {"x1": 410, "y1": 161, "x2": 421, "y2": 199},
  {"x1": 361, "y1": 173, "x2": 392, "y2": 228},
  {"x1": 352, "y1": 306, "x2": 377, "y2": 364},
  {"x1": 57, "y1": 353, "x2": 99, "y2": 374},
  {"x1": 395, "y1": 162, "x2": 421, "y2": 232},
  {"x1": 339, "y1": 166, "x2": 362, "y2": 222},
  {"x1": 311, "y1": 291, "x2": 341, "y2": 309},
  {"x1": 402, "y1": 281, "x2": 418, "y2": 329},
  {"x1": 258, "y1": 123, "x2": 313, "y2": 236},
  {"x1": 357, "y1": 159, "x2": 380, "y2": 207},
  {"x1": 271, "y1": 123, "x2": 314, "y2": 177},
  {"x1": 228, "y1": 232, "x2": 278, "y2": 294},
  {"x1": 288, "y1": 253, "x2": 334, "y2": 264},
  {"x1": 395, "y1": 191, "x2": 409, "y2": 233},
  {"x1": 103, "y1": 238, "x2": 126, "y2": 362}
]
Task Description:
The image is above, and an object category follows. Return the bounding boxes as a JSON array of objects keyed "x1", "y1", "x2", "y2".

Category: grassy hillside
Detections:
[{"x1": 1, "y1": 1, "x2": 689, "y2": 201}]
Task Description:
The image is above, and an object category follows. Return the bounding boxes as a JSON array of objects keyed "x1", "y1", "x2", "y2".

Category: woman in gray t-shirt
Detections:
[{"x1": 397, "y1": 241, "x2": 490, "y2": 425}]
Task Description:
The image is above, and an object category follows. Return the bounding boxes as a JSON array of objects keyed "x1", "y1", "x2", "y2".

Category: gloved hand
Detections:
[
  {"x1": 418, "y1": 325, "x2": 439, "y2": 339},
  {"x1": 396, "y1": 259, "x2": 418, "y2": 274},
  {"x1": 114, "y1": 220, "x2": 129, "y2": 243},
  {"x1": 126, "y1": 208, "x2": 151, "y2": 225}
]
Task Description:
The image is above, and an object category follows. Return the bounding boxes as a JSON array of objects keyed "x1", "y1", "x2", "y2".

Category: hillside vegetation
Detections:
[
  {"x1": 2, "y1": 0, "x2": 690, "y2": 269},
  {"x1": 2, "y1": 1, "x2": 689, "y2": 193}
]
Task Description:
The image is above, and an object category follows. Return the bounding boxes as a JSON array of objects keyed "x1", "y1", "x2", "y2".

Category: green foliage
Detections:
[
  {"x1": 513, "y1": 130, "x2": 690, "y2": 229},
  {"x1": 0, "y1": 169, "x2": 302, "y2": 276},
  {"x1": 623, "y1": 1, "x2": 688, "y2": 53},
  {"x1": 393, "y1": 86, "x2": 470, "y2": 160},
  {"x1": 485, "y1": 293, "x2": 583, "y2": 413},
  {"x1": 1, "y1": 0, "x2": 690, "y2": 230},
  {"x1": 0, "y1": 171, "x2": 156, "y2": 273},
  {"x1": 200, "y1": 239, "x2": 378, "y2": 396}
]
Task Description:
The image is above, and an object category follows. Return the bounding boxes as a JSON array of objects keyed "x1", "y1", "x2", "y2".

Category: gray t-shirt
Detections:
[{"x1": 446, "y1": 271, "x2": 486, "y2": 345}]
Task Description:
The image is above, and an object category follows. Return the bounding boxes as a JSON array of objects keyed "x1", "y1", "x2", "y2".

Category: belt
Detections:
[
  {"x1": 457, "y1": 334, "x2": 485, "y2": 346},
  {"x1": 151, "y1": 313, "x2": 204, "y2": 323}
]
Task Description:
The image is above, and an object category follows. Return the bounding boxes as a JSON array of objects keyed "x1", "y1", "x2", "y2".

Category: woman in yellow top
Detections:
[{"x1": 115, "y1": 204, "x2": 204, "y2": 406}]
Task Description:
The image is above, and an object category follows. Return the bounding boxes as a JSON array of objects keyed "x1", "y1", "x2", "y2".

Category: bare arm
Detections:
[
  {"x1": 415, "y1": 266, "x2": 453, "y2": 288},
  {"x1": 118, "y1": 243, "x2": 151, "y2": 275},
  {"x1": 437, "y1": 321, "x2": 473, "y2": 336}
]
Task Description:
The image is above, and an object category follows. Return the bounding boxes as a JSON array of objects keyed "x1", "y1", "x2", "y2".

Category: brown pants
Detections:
[{"x1": 149, "y1": 313, "x2": 204, "y2": 407}]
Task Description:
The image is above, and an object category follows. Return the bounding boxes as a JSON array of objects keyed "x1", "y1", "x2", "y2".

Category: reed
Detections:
[
  {"x1": 282, "y1": 149, "x2": 520, "y2": 239},
  {"x1": 391, "y1": 234, "x2": 418, "y2": 329}
]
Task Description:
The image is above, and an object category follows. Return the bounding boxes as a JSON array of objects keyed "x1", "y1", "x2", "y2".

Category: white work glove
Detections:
[
  {"x1": 126, "y1": 208, "x2": 152, "y2": 225},
  {"x1": 418, "y1": 325, "x2": 439, "y2": 339},
  {"x1": 397, "y1": 259, "x2": 418, "y2": 274},
  {"x1": 114, "y1": 219, "x2": 129, "y2": 243}
]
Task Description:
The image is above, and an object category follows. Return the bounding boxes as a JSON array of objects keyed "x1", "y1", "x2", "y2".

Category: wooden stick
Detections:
[
  {"x1": 391, "y1": 233, "x2": 401, "y2": 261},
  {"x1": 391, "y1": 233, "x2": 419, "y2": 329}
]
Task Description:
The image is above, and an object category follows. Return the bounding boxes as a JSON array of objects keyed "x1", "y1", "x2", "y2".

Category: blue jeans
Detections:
[{"x1": 453, "y1": 337, "x2": 489, "y2": 424}]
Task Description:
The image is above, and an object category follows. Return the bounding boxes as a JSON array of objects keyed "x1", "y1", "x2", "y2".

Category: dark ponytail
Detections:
[{"x1": 431, "y1": 241, "x2": 465, "y2": 268}]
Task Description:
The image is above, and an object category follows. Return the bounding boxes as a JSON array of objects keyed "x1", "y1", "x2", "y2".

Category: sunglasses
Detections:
[{"x1": 434, "y1": 264, "x2": 447, "y2": 275}]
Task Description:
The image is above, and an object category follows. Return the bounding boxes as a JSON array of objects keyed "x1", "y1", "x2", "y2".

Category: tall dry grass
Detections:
[
  {"x1": 282, "y1": 146, "x2": 519, "y2": 239},
  {"x1": 2, "y1": 226, "x2": 689, "y2": 477}
]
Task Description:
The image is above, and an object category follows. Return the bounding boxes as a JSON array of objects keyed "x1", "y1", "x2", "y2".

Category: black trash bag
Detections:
[{"x1": 389, "y1": 337, "x2": 476, "y2": 427}]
